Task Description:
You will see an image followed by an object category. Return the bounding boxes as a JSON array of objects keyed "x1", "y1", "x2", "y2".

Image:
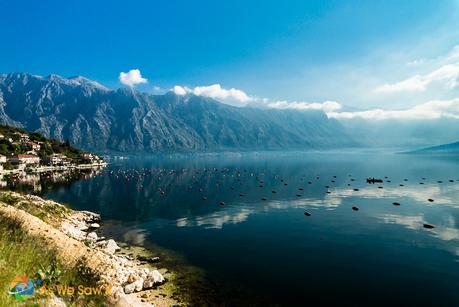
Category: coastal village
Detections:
[
  {"x1": 0, "y1": 126, "x2": 106, "y2": 174},
  {"x1": 0, "y1": 125, "x2": 107, "y2": 192}
]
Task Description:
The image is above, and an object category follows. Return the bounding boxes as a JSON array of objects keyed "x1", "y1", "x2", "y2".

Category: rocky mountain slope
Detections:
[{"x1": 0, "y1": 73, "x2": 354, "y2": 152}]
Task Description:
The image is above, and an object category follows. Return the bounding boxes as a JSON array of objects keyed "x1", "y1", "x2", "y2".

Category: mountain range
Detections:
[
  {"x1": 413, "y1": 141, "x2": 459, "y2": 154},
  {"x1": 0, "y1": 73, "x2": 354, "y2": 152}
]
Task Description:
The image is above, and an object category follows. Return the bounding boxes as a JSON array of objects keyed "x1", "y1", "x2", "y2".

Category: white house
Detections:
[
  {"x1": 15, "y1": 133, "x2": 30, "y2": 143},
  {"x1": 10, "y1": 154, "x2": 40, "y2": 165},
  {"x1": 45, "y1": 153, "x2": 69, "y2": 166},
  {"x1": 81, "y1": 153, "x2": 103, "y2": 163},
  {"x1": 23, "y1": 141, "x2": 41, "y2": 152}
]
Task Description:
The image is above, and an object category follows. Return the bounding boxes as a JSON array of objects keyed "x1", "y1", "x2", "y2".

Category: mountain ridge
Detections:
[
  {"x1": 0, "y1": 72, "x2": 355, "y2": 152},
  {"x1": 412, "y1": 141, "x2": 459, "y2": 153}
]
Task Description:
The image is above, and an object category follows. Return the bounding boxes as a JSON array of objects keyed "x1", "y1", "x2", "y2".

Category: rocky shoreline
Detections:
[{"x1": 0, "y1": 192, "x2": 180, "y2": 306}]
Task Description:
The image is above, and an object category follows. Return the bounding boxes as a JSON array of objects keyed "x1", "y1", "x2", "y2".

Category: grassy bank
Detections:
[{"x1": 0, "y1": 194, "x2": 103, "y2": 306}]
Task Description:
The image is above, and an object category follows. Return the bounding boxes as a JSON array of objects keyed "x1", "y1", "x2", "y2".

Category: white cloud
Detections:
[
  {"x1": 327, "y1": 98, "x2": 459, "y2": 120},
  {"x1": 171, "y1": 83, "x2": 255, "y2": 105},
  {"x1": 172, "y1": 85, "x2": 190, "y2": 95},
  {"x1": 119, "y1": 69, "x2": 148, "y2": 87},
  {"x1": 406, "y1": 58, "x2": 426, "y2": 67},
  {"x1": 375, "y1": 45, "x2": 459, "y2": 93},
  {"x1": 375, "y1": 75, "x2": 429, "y2": 93},
  {"x1": 170, "y1": 83, "x2": 343, "y2": 111},
  {"x1": 192, "y1": 84, "x2": 254, "y2": 103},
  {"x1": 266, "y1": 100, "x2": 342, "y2": 113}
]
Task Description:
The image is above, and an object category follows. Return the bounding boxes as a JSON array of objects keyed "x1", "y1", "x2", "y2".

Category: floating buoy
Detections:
[
  {"x1": 298, "y1": 188, "x2": 304, "y2": 191},
  {"x1": 296, "y1": 194, "x2": 302, "y2": 197},
  {"x1": 352, "y1": 206, "x2": 359, "y2": 211},
  {"x1": 353, "y1": 188, "x2": 359, "y2": 191}
]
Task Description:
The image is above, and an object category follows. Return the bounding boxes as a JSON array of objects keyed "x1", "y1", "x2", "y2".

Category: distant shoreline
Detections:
[{"x1": 0, "y1": 162, "x2": 108, "y2": 175}]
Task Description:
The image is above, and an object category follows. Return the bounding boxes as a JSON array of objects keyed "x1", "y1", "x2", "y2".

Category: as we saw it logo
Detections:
[{"x1": 8, "y1": 276, "x2": 37, "y2": 301}]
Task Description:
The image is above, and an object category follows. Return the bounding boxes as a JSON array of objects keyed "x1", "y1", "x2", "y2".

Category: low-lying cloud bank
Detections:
[
  {"x1": 173, "y1": 84, "x2": 255, "y2": 106},
  {"x1": 172, "y1": 84, "x2": 343, "y2": 112},
  {"x1": 172, "y1": 82, "x2": 459, "y2": 121},
  {"x1": 265, "y1": 100, "x2": 342, "y2": 113},
  {"x1": 327, "y1": 98, "x2": 459, "y2": 120}
]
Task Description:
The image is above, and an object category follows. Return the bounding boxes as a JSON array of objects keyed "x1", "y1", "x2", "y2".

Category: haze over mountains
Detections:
[
  {"x1": 0, "y1": 73, "x2": 356, "y2": 152},
  {"x1": 338, "y1": 118, "x2": 459, "y2": 149}
]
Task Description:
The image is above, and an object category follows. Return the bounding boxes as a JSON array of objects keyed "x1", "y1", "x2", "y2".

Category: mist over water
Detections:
[{"x1": 41, "y1": 152, "x2": 459, "y2": 305}]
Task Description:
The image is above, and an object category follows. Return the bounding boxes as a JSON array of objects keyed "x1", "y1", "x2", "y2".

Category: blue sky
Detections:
[{"x1": 2, "y1": 0, "x2": 459, "y2": 118}]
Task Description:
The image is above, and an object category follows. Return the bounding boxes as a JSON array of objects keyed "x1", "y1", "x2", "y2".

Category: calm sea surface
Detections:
[{"x1": 23, "y1": 152, "x2": 459, "y2": 305}]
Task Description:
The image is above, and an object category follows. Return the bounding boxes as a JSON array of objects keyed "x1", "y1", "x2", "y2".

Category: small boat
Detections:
[{"x1": 366, "y1": 178, "x2": 383, "y2": 184}]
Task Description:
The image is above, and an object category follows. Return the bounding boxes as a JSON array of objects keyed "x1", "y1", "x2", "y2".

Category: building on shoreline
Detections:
[
  {"x1": 10, "y1": 154, "x2": 40, "y2": 168},
  {"x1": 81, "y1": 153, "x2": 104, "y2": 164},
  {"x1": 43, "y1": 153, "x2": 70, "y2": 166}
]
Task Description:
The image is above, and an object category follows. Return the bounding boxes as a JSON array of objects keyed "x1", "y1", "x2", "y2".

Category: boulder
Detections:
[
  {"x1": 134, "y1": 278, "x2": 144, "y2": 292},
  {"x1": 87, "y1": 232, "x2": 98, "y2": 242},
  {"x1": 104, "y1": 239, "x2": 121, "y2": 254},
  {"x1": 143, "y1": 270, "x2": 165, "y2": 289},
  {"x1": 124, "y1": 282, "x2": 136, "y2": 294}
]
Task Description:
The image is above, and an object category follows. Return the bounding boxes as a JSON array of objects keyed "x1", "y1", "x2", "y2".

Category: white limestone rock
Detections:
[{"x1": 104, "y1": 239, "x2": 121, "y2": 254}]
